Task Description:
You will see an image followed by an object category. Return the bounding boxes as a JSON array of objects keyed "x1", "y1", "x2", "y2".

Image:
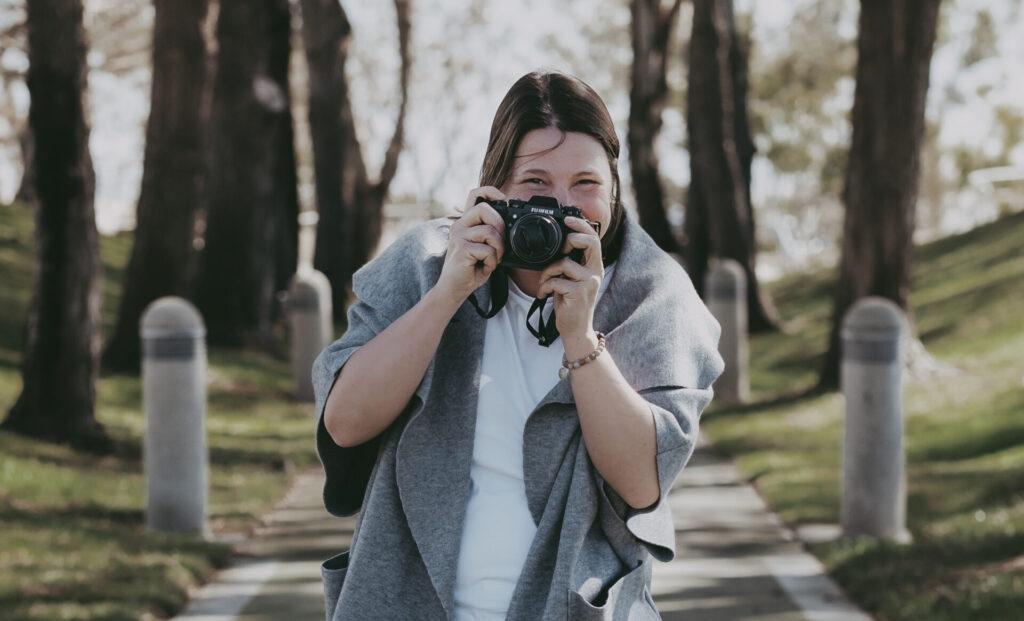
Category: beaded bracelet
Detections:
[{"x1": 559, "y1": 332, "x2": 606, "y2": 380}]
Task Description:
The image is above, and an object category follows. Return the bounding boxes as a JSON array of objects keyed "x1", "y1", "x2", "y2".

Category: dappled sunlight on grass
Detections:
[
  {"x1": 0, "y1": 510, "x2": 229, "y2": 620},
  {"x1": 814, "y1": 528, "x2": 1024, "y2": 621},
  {"x1": 702, "y1": 211, "x2": 1024, "y2": 620},
  {"x1": 0, "y1": 202, "x2": 318, "y2": 620}
]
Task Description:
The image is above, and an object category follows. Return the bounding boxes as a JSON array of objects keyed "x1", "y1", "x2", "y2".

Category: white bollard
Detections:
[
  {"x1": 840, "y1": 297, "x2": 911, "y2": 543},
  {"x1": 285, "y1": 269, "x2": 333, "y2": 402},
  {"x1": 706, "y1": 258, "x2": 749, "y2": 403},
  {"x1": 141, "y1": 296, "x2": 208, "y2": 535}
]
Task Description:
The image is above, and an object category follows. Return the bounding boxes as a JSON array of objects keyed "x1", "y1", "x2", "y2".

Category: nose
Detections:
[{"x1": 550, "y1": 184, "x2": 571, "y2": 206}]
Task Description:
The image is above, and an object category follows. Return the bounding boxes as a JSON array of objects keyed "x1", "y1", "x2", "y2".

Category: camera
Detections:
[{"x1": 477, "y1": 195, "x2": 601, "y2": 270}]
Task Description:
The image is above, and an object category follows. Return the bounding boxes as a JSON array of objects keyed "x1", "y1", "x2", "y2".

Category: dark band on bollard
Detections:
[
  {"x1": 841, "y1": 331, "x2": 899, "y2": 363},
  {"x1": 706, "y1": 281, "x2": 740, "y2": 299},
  {"x1": 144, "y1": 335, "x2": 203, "y2": 360},
  {"x1": 285, "y1": 291, "x2": 320, "y2": 312}
]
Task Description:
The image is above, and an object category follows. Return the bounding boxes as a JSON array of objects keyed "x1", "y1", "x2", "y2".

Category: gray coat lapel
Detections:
[{"x1": 394, "y1": 287, "x2": 487, "y2": 617}]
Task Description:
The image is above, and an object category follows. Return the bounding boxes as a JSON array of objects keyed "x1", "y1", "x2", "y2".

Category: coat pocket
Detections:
[
  {"x1": 567, "y1": 561, "x2": 660, "y2": 620},
  {"x1": 321, "y1": 551, "x2": 350, "y2": 621}
]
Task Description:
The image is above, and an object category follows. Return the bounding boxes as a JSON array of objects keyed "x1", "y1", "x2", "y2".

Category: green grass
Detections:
[
  {"x1": 0, "y1": 201, "x2": 319, "y2": 620},
  {"x1": 702, "y1": 209, "x2": 1024, "y2": 621}
]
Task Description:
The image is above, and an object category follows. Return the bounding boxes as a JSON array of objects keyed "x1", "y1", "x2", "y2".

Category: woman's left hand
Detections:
[{"x1": 536, "y1": 216, "x2": 604, "y2": 344}]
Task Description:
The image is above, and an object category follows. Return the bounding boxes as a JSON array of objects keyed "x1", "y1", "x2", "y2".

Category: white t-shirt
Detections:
[{"x1": 453, "y1": 267, "x2": 614, "y2": 621}]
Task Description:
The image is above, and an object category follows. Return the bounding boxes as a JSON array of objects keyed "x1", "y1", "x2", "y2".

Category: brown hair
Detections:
[{"x1": 480, "y1": 72, "x2": 626, "y2": 264}]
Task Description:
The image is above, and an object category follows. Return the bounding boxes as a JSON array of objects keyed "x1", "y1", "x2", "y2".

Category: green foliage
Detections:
[
  {"x1": 946, "y1": 103, "x2": 1024, "y2": 187},
  {"x1": 0, "y1": 202, "x2": 34, "y2": 363},
  {"x1": 818, "y1": 145, "x2": 848, "y2": 196},
  {"x1": 962, "y1": 9, "x2": 998, "y2": 68},
  {"x1": 742, "y1": 0, "x2": 858, "y2": 219},
  {"x1": 0, "y1": 201, "x2": 318, "y2": 620},
  {"x1": 765, "y1": 138, "x2": 814, "y2": 173},
  {"x1": 952, "y1": 146, "x2": 1007, "y2": 185},
  {"x1": 994, "y1": 106, "x2": 1024, "y2": 162},
  {"x1": 702, "y1": 209, "x2": 1024, "y2": 620}
]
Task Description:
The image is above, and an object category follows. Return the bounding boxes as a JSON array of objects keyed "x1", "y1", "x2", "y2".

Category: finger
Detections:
[
  {"x1": 458, "y1": 202, "x2": 507, "y2": 236},
  {"x1": 470, "y1": 187, "x2": 507, "y2": 234},
  {"x1": 461, "y1": 240, "x2": 499, "y2": 265},
  {"x1": 564, "y1": 216, "x2": 599, "y2": 236},
  {"x1": 562, "y1": 220, "x2": 602, "y2": 269},
  {"x1": 463, "y1": 186, "x2": 506, "y2": 213},
  {"x1": 539, "y1": 256, "x2": 591, "y2": 283},
  {"x1": 475, "y1": 203, "x2": 507, "y2": 234},
  {"x1": 476, "y1": 248, "x2": 498, "y2": 274},
  {"x1": 562, "y1": 231, "x2": 601, "y2": 253},
  {"x1": 460, "y1": 225, "x2": 504, "y2": 261},
  {"x1": 537, "y1": 276, "x2": 579, "y2": 300}
]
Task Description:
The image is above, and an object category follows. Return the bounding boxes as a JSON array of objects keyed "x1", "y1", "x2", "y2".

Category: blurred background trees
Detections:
[
  {"x1": 684, "y1": 0, "x2": 780, "y2": 332},
  {"x1": 102, "y1": 0, "x2": 208, "y2": 372},
  {"x1": 194, "y1": 0, "x2": 299, "y2": 348},
  {"x1": 2, "y1": 0, "x2": 109, "y2": 450},
  {"x1": 629, "y1": 0, "x2": 684, "y2": 255},
  {"x1": 818, "y1": 0, "x2": 943, "y2": 389},
  {"x1": 301, "y1": 0, "x2": 411, "y2": 319},
  {"x1": 2, "y1": 0, "x2": 1022, "y2": 443}
]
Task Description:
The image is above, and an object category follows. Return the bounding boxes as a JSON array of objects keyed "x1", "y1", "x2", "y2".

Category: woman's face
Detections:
[{"x1": 500, "y1": 127, "x2": 614, "y2": 239}]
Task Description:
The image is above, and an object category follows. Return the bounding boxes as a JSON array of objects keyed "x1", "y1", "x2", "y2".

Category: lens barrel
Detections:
[{"x1": 508, "y1": 214, "x2": 562, "y2": 266}]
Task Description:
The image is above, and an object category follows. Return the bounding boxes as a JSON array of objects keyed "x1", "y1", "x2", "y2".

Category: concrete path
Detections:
[
  {"x1": 652, "y1": 443, "x2": 871, "y2": 620},
  {"x1": 173, "y1": 440, "x2": 872, "y2": 621}
]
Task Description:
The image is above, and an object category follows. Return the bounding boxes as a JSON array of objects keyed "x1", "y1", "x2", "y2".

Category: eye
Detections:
[
  {"x1": 522, "y1": 178, "x2": 545, "y2": 185},
  {"x1": 576, "y1": 178, "x2": 599, "y2": 186}
]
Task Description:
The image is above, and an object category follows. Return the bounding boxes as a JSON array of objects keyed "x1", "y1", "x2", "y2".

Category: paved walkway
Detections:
[{"x1": 173, "y1": 440, "x2": 872, "y2": 621}]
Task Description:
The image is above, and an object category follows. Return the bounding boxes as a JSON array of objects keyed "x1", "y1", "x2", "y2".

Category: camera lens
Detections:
[{"x1": 509, "y1": 214, "x2": 562, "y2": 266}]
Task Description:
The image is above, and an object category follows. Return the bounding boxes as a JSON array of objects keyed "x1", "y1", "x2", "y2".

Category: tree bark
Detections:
[
  {"x1": 195, "y1": 0, "x2": 299, "y2": 348},
  {"x1": 302, "y1": 0, "x2": 410, "y2": 320},
  {"x1": 629, "y1": 0, "x2": 684, "y2": 255},
  {"x1": 819, "y1": 0, "x2": 941, "y2": 389},
  {"x1": 103, "y1": 0, "x2": 209, "y2": 373},
  {"x1": 15, "y1": 128, "x2": 34, "y2": 204},
  {"x1": 3, "y1": 0, "x2": 110, "y2": 451},
  {"x1": 301, "y1": 0, "x2": 357, "y2": 317},
  {"x1": 685, "y1": 0, "x2": 780, "y2": 332}
]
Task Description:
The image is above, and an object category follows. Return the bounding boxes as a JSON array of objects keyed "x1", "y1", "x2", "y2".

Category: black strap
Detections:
[
  {"x1": 467, "y1": 267, "x2": 508, "y2": 319},
  {"x1": 526, "y1": 296, "x2": 560, "y2": 347},
  {"x1": 468, "y1": 267, "x2": 559, "y2": 347}
]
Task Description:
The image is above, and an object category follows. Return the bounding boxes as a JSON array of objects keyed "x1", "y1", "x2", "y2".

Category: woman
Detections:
[{"x1": 314, "y1": 71, "x2": 723, "y2": 620}]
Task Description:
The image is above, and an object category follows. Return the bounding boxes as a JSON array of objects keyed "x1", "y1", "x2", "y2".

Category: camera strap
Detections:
[
  {"x1": 467, "y1": 266, "x2": 559, "y2": 346},
  {"x1": 526, "y1": 297, "x2": 559, "y2": 347},
  {"x1": 467, "y1": 267, "x2": 509, "y2": 319}
]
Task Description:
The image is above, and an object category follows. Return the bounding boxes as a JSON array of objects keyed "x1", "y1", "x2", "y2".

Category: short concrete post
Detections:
[
  {"x1": 141, "y1": 297, "x2": 208, "y2": 535},
  {"x1": 285, "y1": 269, "x2": 333, "y2": 402},
  {"x1": 706, "y1": 258, "x2": 749, "y2": 403},
  {"x1": 840, "y1": 297, "x2": 911, "y2": 542}
]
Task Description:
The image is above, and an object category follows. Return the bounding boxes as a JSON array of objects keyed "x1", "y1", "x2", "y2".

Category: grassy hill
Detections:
[
  {"x1": 0, "y1": 201, "x2": 319, "y2": 620},
  {"x1": 702, "y1": 209, "x2": 1024, "y2": 620}
]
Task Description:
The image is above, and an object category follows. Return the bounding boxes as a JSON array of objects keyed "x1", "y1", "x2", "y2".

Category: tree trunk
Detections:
[
  {"x1": 303, "y1": 0, "x2": 410, "y2": 321},
  {"x1": 301, "y1": 0, "x2": 357, "y2": 317},
  {"x1": 818, "y1": 0, "x2": 941, "y2": 389},
  {"x1": 629, "y1": 0, "x2": 684, "y2": 255},
  {"x1": 103, "y1": 0, "x2": 209, "y2": 373},
  {"x1": 685, "y1": 0, "x2": 780, "y2": 332},
  {"x1": 15, "y1": 128, "x2": 34, "y2": 204},
  {"x1": 3, "y1": 0, "x2": 110, "y2": 452},
  {"x1": 195, "y1": 0, "x2": 298, "y2": 348}
]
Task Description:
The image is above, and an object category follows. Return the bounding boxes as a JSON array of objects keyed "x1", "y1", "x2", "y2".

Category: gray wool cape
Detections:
[{"x1": 313, "y1": 214, "x2": 724, "y2": 621}]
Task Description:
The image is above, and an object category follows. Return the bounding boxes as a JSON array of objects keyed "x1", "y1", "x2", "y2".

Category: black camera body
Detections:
[{"x1": 478, "y1": 195, "x2": 601, "y2": 270}]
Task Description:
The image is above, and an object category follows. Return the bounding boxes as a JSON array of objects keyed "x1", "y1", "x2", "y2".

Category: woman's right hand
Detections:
[{"x1": 434, "y1": 187, "x2": 507, "y2": 304}]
